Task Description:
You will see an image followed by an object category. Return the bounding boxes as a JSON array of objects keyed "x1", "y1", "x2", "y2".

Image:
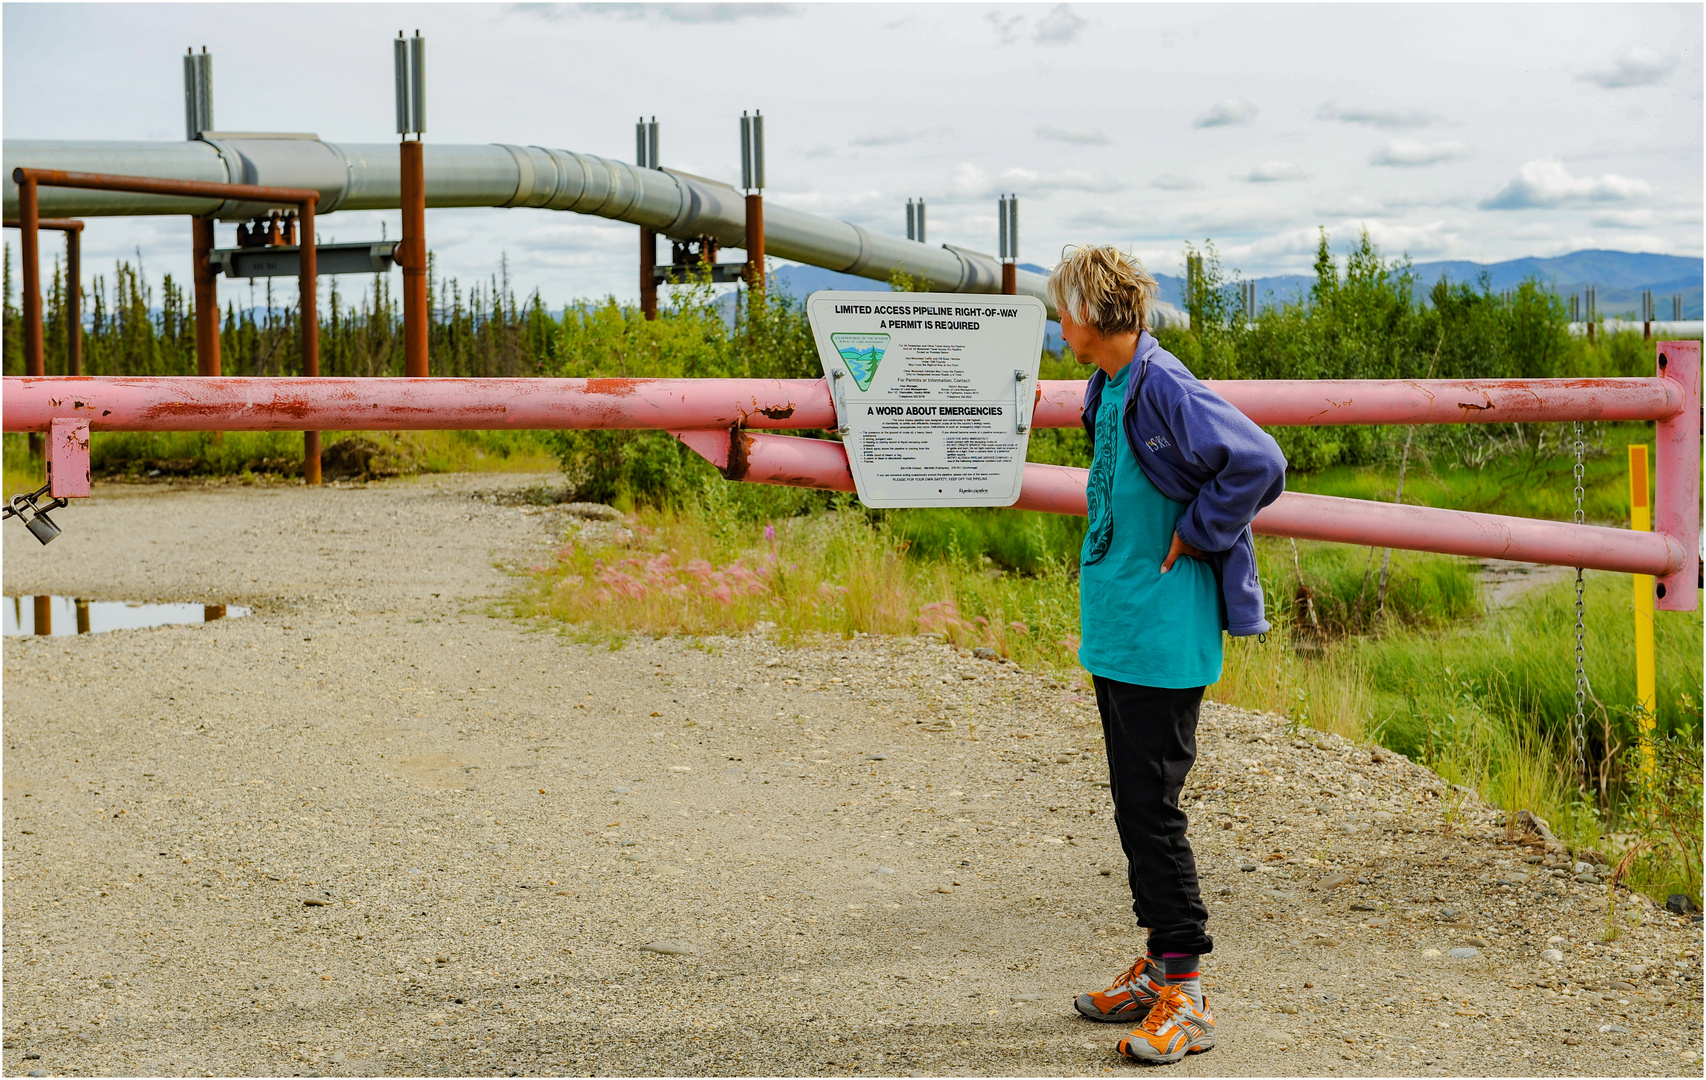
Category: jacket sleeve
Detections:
[{"x1": 1166, "y1": 386, "x2": 1288, "y2": 553}]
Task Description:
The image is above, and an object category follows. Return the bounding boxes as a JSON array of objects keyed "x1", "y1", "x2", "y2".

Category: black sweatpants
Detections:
[{"x1": 1093, "y1": 675, "x2": 1212, "y2": 956}]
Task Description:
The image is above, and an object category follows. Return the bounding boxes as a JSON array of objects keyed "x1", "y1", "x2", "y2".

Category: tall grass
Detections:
[
  {"x1": 1, "y1": 428, "x2": 556, "y2": 495},
  {"x1": 1207, "y1": 571, "x2": 1703, "y2": 904},
  {"x1": 514, "y1": 487, "x2": 1086, "y2": 673}
]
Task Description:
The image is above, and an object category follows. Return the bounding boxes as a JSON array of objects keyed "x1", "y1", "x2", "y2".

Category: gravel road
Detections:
[{"x1": 3, "y1": 474, "x2": 1701, "y2": 1078}]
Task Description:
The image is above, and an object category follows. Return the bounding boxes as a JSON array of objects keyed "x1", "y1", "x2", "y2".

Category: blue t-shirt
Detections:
[{"x1": 1079, "y1": 362, "x2": 1224, "y2": 688}]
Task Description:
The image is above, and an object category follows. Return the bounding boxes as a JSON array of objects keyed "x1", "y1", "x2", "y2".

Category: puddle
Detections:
[{"x1": 3, "y1": 596, "x2": 249, "y2": 636}]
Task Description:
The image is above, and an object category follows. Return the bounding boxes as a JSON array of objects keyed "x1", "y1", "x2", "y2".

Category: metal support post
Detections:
[
  {"x1": 65, "y1": 223, "x2": 81, "y2": 377},
  {"x1": 192, "y1": 216, "x2": 221, "y2": 376},
  {"x1": 998, "y1": 194, "x2": 1018, "y2": 296},
  {"x1": 740, "y1": 110, "x2": 766, "y2": 302},
  {"x1": 395, "y1": 31, "x2": 428, "y2": 377},
  {"x1": 745, "y1": 193, "x2": 765, "y2": 300},
  {"x1": 9, "y1": 218, "x2": 85, "y2": 377},
  {"x1": 636, "y1": 116, "x2": 659, "y2": 319},
  {"x1": 1627, "y1": 443, "x2": 1656, "y2": 779},
  {"x1": 1652, "y1": 340, "x2": 1701, "y2": 610},
  {"x1": 18, "y1": 173, "x2": 42, "y2": 455},
  {"x1": 640, "y1": 227, "x2": 658, "y2": 320},
  {"x1": 300, "y1": 196, "x2": 320, "y2": 485},
  {"x1": 399, "y1": 139, "x2": 428, "y2": 377}
]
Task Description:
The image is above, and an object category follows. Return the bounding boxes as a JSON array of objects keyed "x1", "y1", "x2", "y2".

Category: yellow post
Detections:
[{"x1": 1627, "y1": 444, "x2": 1656, "y2": 781}]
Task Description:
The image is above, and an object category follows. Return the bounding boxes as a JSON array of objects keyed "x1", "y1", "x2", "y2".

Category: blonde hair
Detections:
[{"x1": 1046, "y1": 245, "x2": 1159, "y2": 335}]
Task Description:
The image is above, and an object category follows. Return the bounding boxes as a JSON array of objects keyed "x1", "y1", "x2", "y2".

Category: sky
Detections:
[{"x1": 4, "y1": 2, "x2": 1701, "y2": 309}]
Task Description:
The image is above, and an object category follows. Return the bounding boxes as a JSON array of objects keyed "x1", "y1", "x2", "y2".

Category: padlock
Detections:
[
  {"x1": 25, "y1": 511, "x2": 61, "y2": 545},
  {"x1": 5, "y1": 484, "x2": 70, "y2": 546}
]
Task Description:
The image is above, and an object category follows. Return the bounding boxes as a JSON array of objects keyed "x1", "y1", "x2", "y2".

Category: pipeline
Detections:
[{"x1": 0, "y1": 137, "x2": 1185, "y2": 325}]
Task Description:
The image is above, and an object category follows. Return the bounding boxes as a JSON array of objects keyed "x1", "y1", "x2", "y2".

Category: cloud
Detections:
[
  {"x1": 951, "y1": 163, "x2": 1124, "y2": 199},
  {"x1": 985, "y1": 10, "x2": 1025, "y2": 44},
  {"x1": 510, "y1": 2, "x2": 800, "y2": 21},
  {"x1": 1171, "y1": 196, "x2": 1288, "y2": 233},
  {"x1": 1064, "y1": 197, "x2": 1289, "y2": 238},
  {"x1": 1064, "y1": 206, "x2": 1150, "y2": 231},
  {"x1": 1215, "y1": 218, "x2": 1467, "y2": 266},
  {"x1": 851, "y1": 128, "x2": 926, "y2": 147},
  {"x1": 1313, "y1": 194, "x2": 1386, "y2": 217},
  {"x1": 1315, "y1": 101, "x2": 1441, "y2": 128},
  {"x1": 1590, "y1": 209, "x2": 1656, "y2": 229},
  {"x1": 1578, "y1": 47, "x2": 1669, "y2": 89},
  {"x1": 1002, "y1": 167, "x2": 1125, "y2": 194},
  {"x1": 1035, "y1": 123, "x2": 1107, "y2": 145},
  {"x1": 1343, "y1": 218, "x2": 1466, "y2": 257},
  {"x1": 1246, "y1": 161, "x2": 1305, "y2": 183},
  {"x1": 1033, "y1": 4, "x2": 1087, "y2": 45},
  {"x1": 1149, "y1": 174, "x2": 1198, "y2": 191},
  {"x1": 1480, "y1": 159, "x2": 1653, "y2": 209},
  {"x1": 1194, "y1": 98, "x2": 1259, "y2": 128},
  {"x1": 1369, "y1": 139, "x2": 1472, "y2": 167},
  {"x1": 952, "y1": 163, "x2": 991, "y2": 198},
  {"x1": 984, "y1": 4, "x2": 1087, "y2": 46}
]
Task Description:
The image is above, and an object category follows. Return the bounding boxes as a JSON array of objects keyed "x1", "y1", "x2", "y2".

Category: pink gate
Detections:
[{"x1": 3, "y1": 341, "x2": 1698, "y2": 611}]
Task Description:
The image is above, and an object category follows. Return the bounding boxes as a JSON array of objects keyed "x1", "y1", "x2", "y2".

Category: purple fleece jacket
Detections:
[{"x1": 1081, "y1": 331, "x2": 1288, "y2": 637}]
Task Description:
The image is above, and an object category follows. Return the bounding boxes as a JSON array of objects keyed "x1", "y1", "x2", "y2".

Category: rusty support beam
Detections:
[
  {"x1": 12, "y1": 167, "x2": 318, "y2": 206},
  {"x1": 1001, "y1": 262, "x2": 1017, "y2": 296},
  {"x1": 17, "y1": 173, "x2": 42, "y2": 455},
  {"x1": 399, "y1": 139, "x2": 429, "y2": 378},
  {"x1": 744, "y1": 193, "x2": 765, "y2": 300},
  {"x1": 300, "y1": 197, "x2": 320, "y2": 486},
  {"x1": 5, "y1": 218, "x2": 85, "y2": 378},
  {"x1": 639, "y1": 227, "x2": 658, "y2": 320},
  {"x1": 65, "y1": 223, "x2": 81, "y2": 377},
  {"x1": 33, "y1": 596, "x2": 51, "y2": 636},
  {"x1": 11, "y1": 167, "x2": 318, "y2": 478},
  {"x1": 192, "y1": 217, "x2": 221, "y2": 376}
]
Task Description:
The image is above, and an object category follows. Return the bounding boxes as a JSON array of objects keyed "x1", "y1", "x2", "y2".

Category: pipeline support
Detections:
[
  {"x1": 745, "y1": 192, "x2": 765, "y2": 300},
  {"x1": 399, "y1": 139, "x2": 428, "y2": 378},
  {"x1": 192, "y1": 217, "x2": 221, "y2": 376}
]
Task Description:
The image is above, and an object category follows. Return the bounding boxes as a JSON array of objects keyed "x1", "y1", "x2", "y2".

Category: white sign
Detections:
[{"x1": 807, "y1": 291, "x2": 1047, "y2": 508}]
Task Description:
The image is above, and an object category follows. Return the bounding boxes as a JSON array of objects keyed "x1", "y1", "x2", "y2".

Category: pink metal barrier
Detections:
[
  {"x1": 3, "y1": 342, "x2": 1698, "y2": 610},
  {"x1": 3, "y1": 373, "x2": 1684, "y2": 434}
]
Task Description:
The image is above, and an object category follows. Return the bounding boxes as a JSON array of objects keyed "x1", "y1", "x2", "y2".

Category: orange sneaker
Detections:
[
  {"x1": 1074, "y1": 954, "x2": 1165, "y2": 1024},
  {"x1": 1116, "y1": 982, "x2": 1215, "y2": 1064}
]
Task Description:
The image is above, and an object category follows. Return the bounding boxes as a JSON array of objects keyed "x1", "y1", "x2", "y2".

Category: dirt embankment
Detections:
[{"x1": 3, "y1": 475, "x2": 1700, "y2": 1078}]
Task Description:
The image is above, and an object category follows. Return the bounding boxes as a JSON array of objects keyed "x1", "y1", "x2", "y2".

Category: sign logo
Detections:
[{"x1": 831, "y1": 332, "x2": 889, "y2": 391}]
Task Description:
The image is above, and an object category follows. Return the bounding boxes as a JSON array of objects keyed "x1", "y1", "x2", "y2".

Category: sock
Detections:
[{"x1": 1161, "y1": 953, "x2": 1203, "y2": 1008}]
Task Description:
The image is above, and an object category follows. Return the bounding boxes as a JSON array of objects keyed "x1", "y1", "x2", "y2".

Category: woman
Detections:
[{"x1": 1048, "y1": 246, "x2": 1286, "y2": 1065}]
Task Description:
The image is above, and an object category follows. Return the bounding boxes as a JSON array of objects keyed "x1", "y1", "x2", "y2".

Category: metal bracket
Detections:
[
  {"x1": 1014, "y1": 369, "x2": 1034, "y2": 434},
  {"x1": 48, "y1": 417, "x2": 91, "y2": 499},
  {"x1": 831, "y1": 370, "x2": 851, "y2": 435}
]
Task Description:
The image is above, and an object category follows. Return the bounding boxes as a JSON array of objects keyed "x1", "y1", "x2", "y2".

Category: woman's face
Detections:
[{"x1": 1058, "y1": 308, "x2": 1099, "y2": 363}]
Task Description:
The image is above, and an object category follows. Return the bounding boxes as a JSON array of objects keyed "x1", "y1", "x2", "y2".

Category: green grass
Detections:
[
  {"x1": 879, "y1": 506, "x2": 1087, "y2": 576},
  {"x1": 1287, "y1": 421, "x2": 1657, "y2": 526},
  {"x1": 1210, "y1": 571, "x2": 1703, "y2": 906},
  {"x1": 514, "y1": 490, "x2": 1087, "y2": 679},
  {"x1": 2, "y1": 429, "x2": 557, "y2": 496},
  {"x1": 1257, "y1": 536, "x2": 1482, "y2": 637}
]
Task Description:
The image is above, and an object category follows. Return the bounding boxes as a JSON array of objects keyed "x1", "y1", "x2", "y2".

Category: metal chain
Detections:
[{"x1": 1572, "y1": 421, "x2": 1588, "y2": 787}]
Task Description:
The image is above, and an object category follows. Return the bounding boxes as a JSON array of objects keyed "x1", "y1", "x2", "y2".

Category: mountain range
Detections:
[{"x1": 762, "y1": 250, "x2": 1702, "y2": 325}]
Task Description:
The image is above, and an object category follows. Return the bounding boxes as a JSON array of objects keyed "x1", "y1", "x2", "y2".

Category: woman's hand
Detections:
[{"x1": 1160, "y1": 531, "x2": 1205, "y2": 574}]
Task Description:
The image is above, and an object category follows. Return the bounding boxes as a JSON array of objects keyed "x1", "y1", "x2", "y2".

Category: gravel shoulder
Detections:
[{"x1": 3, "y1": 474, "x2": 1701, "y2": 1078}]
